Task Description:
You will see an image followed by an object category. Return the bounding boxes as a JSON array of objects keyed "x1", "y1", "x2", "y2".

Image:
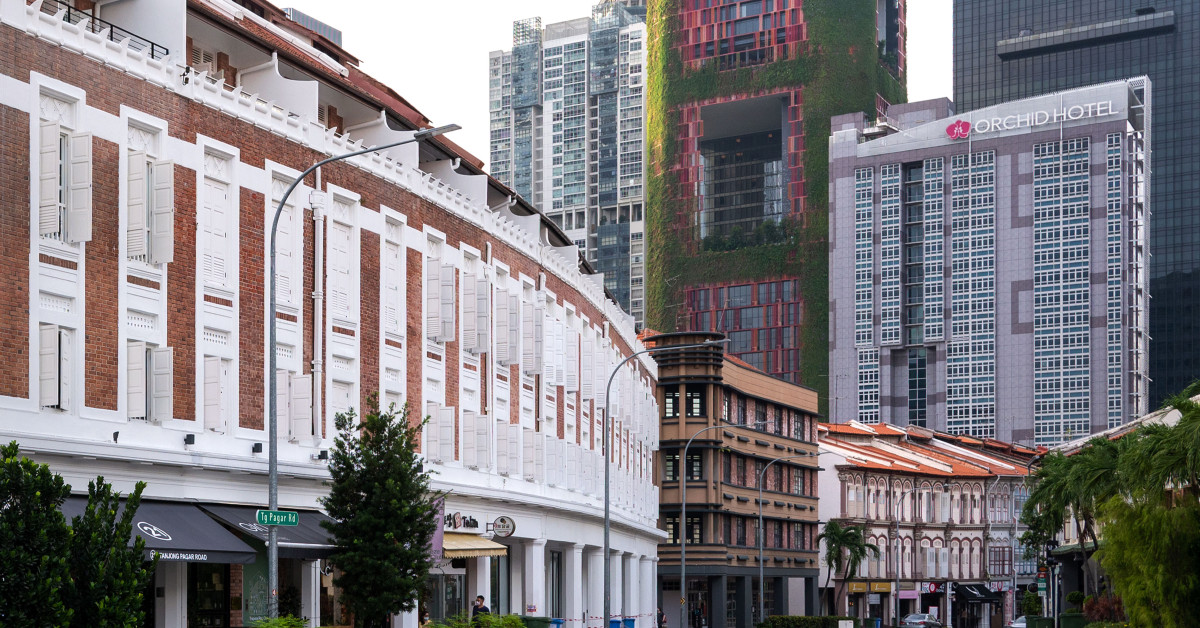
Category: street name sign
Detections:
[{"x1": 257, "y1": 509, "x2": 299, "y2": 526}]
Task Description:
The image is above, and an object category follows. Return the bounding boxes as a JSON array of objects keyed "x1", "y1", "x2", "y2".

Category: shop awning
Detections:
[
  {"x1": 199, "y1": 504, "x2": 337, "y2": 559},
  {"x1": 441, "y1": 532, "x2": 508, "y2": 558},
  {"x1": 955, "y1": 583, "x2": 1001, "y2": 602},
  {"x1": 62, "y1": 497, "x2": 257, "y2": 564}
]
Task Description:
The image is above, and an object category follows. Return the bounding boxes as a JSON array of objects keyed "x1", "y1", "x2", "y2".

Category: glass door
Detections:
[{"x1": 187, "y1": 563, "x2": 230, "y2": 627}]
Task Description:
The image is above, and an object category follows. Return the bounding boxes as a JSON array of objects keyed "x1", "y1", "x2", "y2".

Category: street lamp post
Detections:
[
  {"x1": 603, "y1": 339, "x2": 728, "y2": 628},
  {"x1": 265, "y1": 123, "x2": 459, "y2": 617},
  {"x1": 757, "y1": 452, "x2": 817, "y2": 624}
]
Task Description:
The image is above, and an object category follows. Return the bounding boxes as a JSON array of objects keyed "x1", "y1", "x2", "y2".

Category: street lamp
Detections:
[
  {"x1": 757, "y1": 452, "x2": 817, "y2": 624},
  {"x1": 265, "y1": 123, "x2": 460, "y2": 618},
  {"x1": 603, "y1": 338, "x2": 729, "y2": 628}
]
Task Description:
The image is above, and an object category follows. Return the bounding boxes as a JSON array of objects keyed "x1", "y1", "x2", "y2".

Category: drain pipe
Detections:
[{"x1": 312, "y1": 167, "x2": 325, "y2": 444}]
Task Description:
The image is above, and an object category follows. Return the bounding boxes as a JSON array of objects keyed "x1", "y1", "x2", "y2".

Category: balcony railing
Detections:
[{"x1": 35, "y1": 0, "x2": 168, "y2": 60}]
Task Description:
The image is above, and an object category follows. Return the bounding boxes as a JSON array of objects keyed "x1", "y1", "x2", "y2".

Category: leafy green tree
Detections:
[
  {"x1": 0, "y1": 440, "x2": 73, "y2": 626},
  {"x1": 321, "y1": 397, "x2": 442, "y2": 628},
  {"x1": 66, "y1": 477, "x2": 157, "y2": 627},
  {"x1": 817, "y1": 520, "x2": 878, "y2": 616}
]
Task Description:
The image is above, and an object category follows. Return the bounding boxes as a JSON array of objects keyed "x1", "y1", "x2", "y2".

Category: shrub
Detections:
[
  {"x1": 759, "y1": 616, "x2": 861, "y2": 628},
  {"x1": 1083, "y1": 596, "x2": 1125, "y2": 622},
  {"x1": 252, "y1": 616, "x2": 308, "y2": 628},
  {"x1": 1067, "y1": 591, "x2": 1087, "y2": 609}
]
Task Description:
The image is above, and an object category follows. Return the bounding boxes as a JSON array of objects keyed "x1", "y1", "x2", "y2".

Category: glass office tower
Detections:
[{"x1": 953, "y1": 0, "x2": 1197, "y2": 405}]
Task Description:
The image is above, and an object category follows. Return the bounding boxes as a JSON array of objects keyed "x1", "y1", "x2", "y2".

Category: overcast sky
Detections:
[{"x1": 280, "y1": 0, "x2": 953, "y2": 168}]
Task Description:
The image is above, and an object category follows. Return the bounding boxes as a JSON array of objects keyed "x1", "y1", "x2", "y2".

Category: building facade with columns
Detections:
[
  {"x1": 648, "y1": 331, "x2": 821, "y2": 628},
  {"x1": 0, "y1": 0, "x2": 661, "y2": 626},
  {"x1": 817, "y1": 422, "x2": 1040, "y2": 628}
]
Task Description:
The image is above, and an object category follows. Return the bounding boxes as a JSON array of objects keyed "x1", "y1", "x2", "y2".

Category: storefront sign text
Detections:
[
  {"x1": 947, "y1": 101, "x2": 1116, "y2": 139},
  {"x1": 444, "y1": 512, "x2": 480, "y2": 530}
]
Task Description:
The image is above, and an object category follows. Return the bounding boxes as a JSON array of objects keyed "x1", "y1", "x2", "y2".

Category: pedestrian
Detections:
[
  {"x1": 472, "y1": 595, "x2": 491, "y2": 621},
  {"x1": 657, "y1": 607, "x2": 667, "y2": 628}
]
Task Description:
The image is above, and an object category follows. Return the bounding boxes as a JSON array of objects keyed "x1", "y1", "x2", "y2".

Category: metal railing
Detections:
[{"x1": 36, "y1": 0, "x2": 169, "y2": 60}]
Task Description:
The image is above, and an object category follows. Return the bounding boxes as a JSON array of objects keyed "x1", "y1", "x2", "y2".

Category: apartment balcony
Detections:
[{"x1": 33, "y1": 0, "x2": 168, "y2": 59}]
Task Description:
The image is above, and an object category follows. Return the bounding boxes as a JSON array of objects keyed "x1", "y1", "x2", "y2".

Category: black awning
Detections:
[
  {"x1": 63, "y1": 497, "x2": 257, "y2": 564},
  {"x1": 199, "y1": 504, "x2": 337, "y2": 559},
  {"x1": 955, "y1": 583, "x2": 1001, "y2": 602}
]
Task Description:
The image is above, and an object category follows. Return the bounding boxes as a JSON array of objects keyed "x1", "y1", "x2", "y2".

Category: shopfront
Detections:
[
  {"x1": 953, "y1": 583, "x2": 1000, "y2": 628},
  {"x1": 918, "y1": 582, "x2": 947, "y2": 624}
]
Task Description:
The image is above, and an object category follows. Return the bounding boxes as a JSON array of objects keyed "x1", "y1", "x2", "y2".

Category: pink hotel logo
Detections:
[{"x1": 946, "y1": 120, "x2": 971, "y2": 139}]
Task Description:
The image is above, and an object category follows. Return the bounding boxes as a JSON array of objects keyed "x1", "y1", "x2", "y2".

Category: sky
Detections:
[{"x1": 281, "y1": 0, "x2": 953, "y2": 168}]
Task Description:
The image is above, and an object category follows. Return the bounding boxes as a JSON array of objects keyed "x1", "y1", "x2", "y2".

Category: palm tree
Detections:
[{"x1": 817, "y1": 520, "x2": 879, "y2": 616}]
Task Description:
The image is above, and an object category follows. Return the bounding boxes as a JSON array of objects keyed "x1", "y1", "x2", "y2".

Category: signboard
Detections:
[
  {"x1": 945, "y1": 101, "x2": 1117, "y2": 139},
  {"x1": 492, "y1": 516, "x2": 516, "y2": 538},
  {"x1": 444, "y1": 512, "x2": 480, "y2": 530},
  {"x1": 870, "y1": 582, "x2": 892, "y2": 593},
  {"x1": 256, "y1": 510, "x2": 298, "y2": 526},
  {"x1": 868, "y1": 594, "x2": 880, "y2": 605},
  {"x1": 924, "y1": 582, "x2": 943, "y2": 594},
  {"x1": 848, "y1": 582, "x2": 868, "y2": 593}
]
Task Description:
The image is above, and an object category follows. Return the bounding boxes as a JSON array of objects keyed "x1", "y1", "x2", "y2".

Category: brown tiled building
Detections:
[{"x1": 649, "y1": 331, "x2": 820, "y2": 628}]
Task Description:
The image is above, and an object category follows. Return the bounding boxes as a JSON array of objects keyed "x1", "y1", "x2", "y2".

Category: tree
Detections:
[
  {"x1": 817, "y1": 520, "x2": 878, "y2": 616},
  {"x1": 66, "y1": 477, "x2": 157, "y2": 627},
  {"x1": 321, "y1": 397, "x2": 442, "y2": 628},
  {"x1": 0, "y1": 440, "x2": 73, "y2": 626}
]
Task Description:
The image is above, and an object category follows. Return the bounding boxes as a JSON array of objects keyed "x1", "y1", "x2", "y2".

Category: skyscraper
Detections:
[
  {"x1": 645, "y1": 0, "x2": 906, "y2": 396},
  {"x1": 490, "y1": 2, "x2": 648, "y2": 324},
  {"x1": 953, "y1": 0, "x2": 1197, "y2": 405},
  {"x1": 829, "y1": 80, "x2": 1151, "y2": 445}
]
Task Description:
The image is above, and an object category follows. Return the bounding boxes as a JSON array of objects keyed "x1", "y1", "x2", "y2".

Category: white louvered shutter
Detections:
[
  {"x1": 508, "y1": 293, "x2": 522, "y2": 366},
  {"x1": 475, "y1": 276, "x2": 490, "y2": 352},
  {"x1": 203, "y1": 180, "x2": 229, "y2": 287},
  {"x1": 275, "y1": 206, "x2": 293, "y2": 304},
  {"x1": 581, "y1": 333, "x2": 594, "y2": 399},
  {"x1": 533, "y1": 431, "x2": 546, "y2": 483},
  {"x1": 496, "y1": 417, "x2": 511, "y2": 475},
  {"x1": 425, "y1": 261, "x2": 440, "y2": 339},
  {"x1": 439, "y1": 264, "x2": 456, "y2": 342},
  {"x1": 203, "y1": 357, "x2": 224, "y2": 432},
  {"x1": 383, "y1": 242, "x2": 402, "y2": 335},
  {"x1": 149, "y1": 159, "x2": 174, "y2": 264},
  {"x1": 425, "y1": 402, "x2": 440, "y2": 461},
  {"x1": 127, "y1": 153, "x2": 148, "y2": 258},
  {"x1": 329, "y1": 223, "x2": 351, "y2": 318},
  {"x1": 276, "y1": 370, "x2": 291, "y2": 436},
  {"x1": 476, "y1": 414, "x2": 491, "y2": 471},
  {"x1": 533, "y1": 306, "x2": 545, "y2": 373},
  {"x1": 56, "y1": 329, "x2": 71, "y2": 412},
  {"x1": 150, "y1": 347, "x2": 173, "y2": 422},
  {"x1": 566, "y1": 328, "x2": 579, "y2": 392},
  {"x1": 938, "y1": 548, "x2": 949, "y2": 578},
  {"x1": 494, "y1": 289, "x2": 510, "y2": 363},
  {"x1": 553, "y1": 319, "x2": 565, "y2": 386},
  {"x1": 290, "y1": 373, "x2": 313, "y2": 441},
  {"x1": 545, "y1": 434, "x2": 559, "y2": 486},
  {"x1": 521, "y1": 302, "x2": 536, "y2": 372},
  {"x1": 462, "y1": 273, "x2": 477, "y2": 352},
  {"x1": 939, "y1": 492, "x2": 951, "y2": 523},
  {"x1": 566, "y1": 445, "x2": 579, "y2": 490},
  {"x1": 926, "y1": 547, "x2": 936, "y2": 579},
  {"x1": 126, "y1": 341, "x2": 146, "y2": 419},
  {"x1": 438, "y1": 406, "x2": 455, "y2": 463},
  {"x1": 508, "y1": 424, "x2": 522, "y2": 477},
  {"x1": 38, "y1": 121, "x2": 60, "y2": 236},
  {"x1": 523, "y1": 428, "x2": 536, "y2": 481},
  {"x1": 39, "y1": 324, "x2": 60, "y2": 408},
  {"x1": 463, "y1": 410, "x2": 478, "y2": 468},
  {"x1": 66, "y1": 132, "x2": 92, "y2": 243}
]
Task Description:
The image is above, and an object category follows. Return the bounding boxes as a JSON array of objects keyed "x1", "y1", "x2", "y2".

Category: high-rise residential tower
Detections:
[
  {"x1": 829, "y1": 80, "x2": 1151, "y2": 446},
  {"x1": 490, "y1": 2, "x2": 649, "y2": 324},
  {"x1": 645, "y1": 0, "x2": 906, "y2": 397},
  {"x1": 953, "y1": 0, "x2": 1196, "y2": 405}
]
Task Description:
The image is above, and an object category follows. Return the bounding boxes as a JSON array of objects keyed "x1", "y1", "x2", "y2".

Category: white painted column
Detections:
[
  {"x1": 511, "y1": 543, "x2": 525, "y2": 616},
  {"x1": 611, "y1": 550, "x2": 625, "y2": 625},
  {"x1": 587, "y1": 547, "x2": 605, "y2": 628},
  {"x1": 392, "y1": 609, "x2": 418, "y2": 628},
  {"x1": 469, "y1": 556, "x2": 492, "y2": 609},
  {"x1": 624, "y1": 553, "x2": 639, "y2": 626},
  {"x1": 301, "y1": 560, "x2": 321, "y2": 627},
  {"x1": 157, "y1": 562, "x2": 186, "y2": 628},
  {"x1": 640, "y1": 557, "x2": 654, "y2": 628},
  {"x1": 566, "y1": 543, "x2": 586, "y2": 625},
  {"x1": 524, "y1": 538, "x2": 548, "y2": 616}
]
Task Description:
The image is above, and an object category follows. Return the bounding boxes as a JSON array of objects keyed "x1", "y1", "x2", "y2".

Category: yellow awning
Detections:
[{"x1": 442, "y1": 532, "x2": 509, "y2": 558}]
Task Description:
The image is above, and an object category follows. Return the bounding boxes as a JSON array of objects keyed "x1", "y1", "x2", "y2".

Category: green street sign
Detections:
[{"x1": 256, "y1": 509, "x2": 299, "y2": 526}]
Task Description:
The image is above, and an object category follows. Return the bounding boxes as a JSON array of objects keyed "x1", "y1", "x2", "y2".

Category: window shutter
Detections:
[
  {"x1": 532, "y1": 305, "x2": 545, "y2": 374},
  {"x1": 149, "y1": 159, "x2": 174, "y2": 264},
  {"x1": 38, "y1": 121, "x2": 60, "y2": 236},
  {"x1": 566, "y1": 444, "x2": 579, "y2": 490},
  {"x1": 494, "y1": 289, "x2": 510, "y2": 363},
  {"x1": 425, "y1": 260, "x2": 440, "y2": 340},
  {"x1": 565, "y1": 328, "x2": 579, "y2": 392},
  {"x1": 275, "y1": 206, "x2": 293, "y2": 304},
  {"x1": 57, "y1": 329, "x2": 72, "y2": 412},
  {"x1": 439, "y1": 264, "x2": 456, "y2": 342},
  {"x1": 939, "y1": 491, "x2": 951, "y2": 523},
  {"x1": 39, "y1": 324, "x2": 60, "y2": 408},
  {"x1": 496, "y1": 417, "x2": 510, "y2": 475},
  {"x1": 581, "y1": 333, "x2": 594, "y2": 399},
  {"x1": 383, "y1": 242, "x2": 402, "y2": 335},
  {"x1": 521, "y1": 302, "x2": 536, "y2": 372},
  {"x1": 127, "y1": 341, "x2": 146, "y2": 419},
  {"x1": 475, "y1": 276, "x2": 490, "y2": 353},
  {"x1": 507, "y1": 293, "x2": 522, "y2": 366},
  {"x1": 127, "y1": 153, "x2": 148, "y2": 258},
  {"x1": 508, "y1": 423, "x2": 522, "y2": 477},
  {"x1": 438, "y1": 406, "x2": 455, "y2": 463},
  {"x1": 523, "y1": 428, "x2": 536, "y2": 481},
  {"x1": 291, "y1": 379, "x2": 316, "y2": 438},
  {"x1": 462, "y1": 273, "x2": 477, "y2": 353},
  {"x1": 328, "y1": 223, "x2": 351, "y2": 318},
  {"x1": 545, "y1": 434, "x2": 559, "y2": 486},
  {"x1": 203, "y1": 357, "x2": 224, "y2": 432},
  {"x1": 463, "y1": 410, "x2": 478, "y2": 468},
  {"x1": 425, "y1": 402, "x2": 441, "y2": 462},
  {"x1": 150, "y1": 347, "x2": 173, "y2": 422},
  {"x1": 66, "y1": 132, "x2": 93, "y2": 243},
  {"x1": 476, "y1": 413, "x2": 491, "y2": 471},
  {"x1": 275, "y1": 369, "x2": 291, "y2": 437},
  {"x1": 938, "y1": 547, "x2": 949, "y2": 578},
  {"x1": 552, "y1": 319, "x2": 565, "y2": 385},
  {"x1": 203, "y1": 180, "x2": 229, "y2": 287}
]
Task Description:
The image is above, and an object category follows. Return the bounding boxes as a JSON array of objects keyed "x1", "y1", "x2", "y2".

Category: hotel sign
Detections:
[{"x1": 946, "y1": 100, "x2": 1117, "y2": 139}]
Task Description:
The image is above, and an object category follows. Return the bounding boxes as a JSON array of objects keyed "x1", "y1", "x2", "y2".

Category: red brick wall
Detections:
[
  {"x1": 168, "y1": 163, "x2": 197, "y2": 421},
  {"x1": 240, "y1": 188, "x2": 265, "y2": 430},
  {"x1": 406, "y1": 248, "x2": 423, "y2": 432},
  {"x1": 0, "y1": 105, "x2": 29, "y2": 399},
  {"x1": 359, "y1": 232, "x2": 379, "y2": 413},
  {"x1": 84, "y1": 137, "x2": 119, "y2": 411}
]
